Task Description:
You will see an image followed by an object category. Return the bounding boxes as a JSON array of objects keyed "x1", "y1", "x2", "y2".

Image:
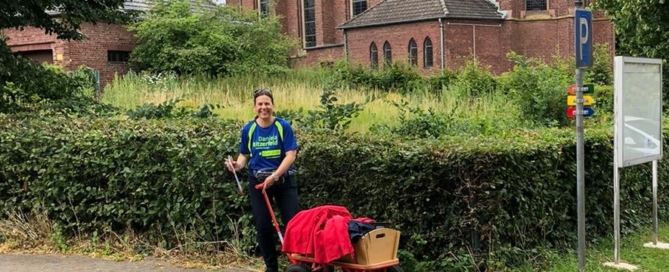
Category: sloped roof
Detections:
[
  {"x1": 47, "y1": 0, "x2": 219, "y2": 15},
  {"x1": 338, "y1": 0, "x2": 504, "y2": 29},
  {"x1": 122, "y1": 0, "x2": 219, "y2": 12}
]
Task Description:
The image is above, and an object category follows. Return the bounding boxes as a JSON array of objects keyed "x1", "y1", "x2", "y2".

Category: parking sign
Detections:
[{"x1": 575, "y1": 9, "x2": 593, "y2": 69}]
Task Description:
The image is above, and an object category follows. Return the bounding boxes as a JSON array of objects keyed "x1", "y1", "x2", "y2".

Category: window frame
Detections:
[
  {"x1": 107, "y1": 50, "x2": 130, "y2": 63},
  {"x1": 302, "y1": 0, "x2": 316, "y2": 48},
  {"x1": 525, "y1": 0, "x2": 548, "y2": 11},
  {"x1": 259, "y1": 0, "x2": 270, "y2": 16},
  {"x1": 351, "y1": 0, "x2": 368, "y2": 17},
  {"x1": 423, "y1": 37, "x2": 433, "y2": 68},
  {"x1": 408, "y1": 38, "x2": 418, "y2": 67},
  {"x1": 370, "y1": 42, "x2": 378, "y2": 69},
  {"x1": 383, "y1": 41, "x2": 392, "y2": 66}
]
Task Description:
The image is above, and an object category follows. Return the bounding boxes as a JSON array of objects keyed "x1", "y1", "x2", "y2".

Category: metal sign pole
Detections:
[
  {"x1": 613, "y1": 154, "x2": 620, "y2": 263},
  {"x1": 653, "y1": 159, "x2": 658, "y2": 245},
  {"x1": 575, "y1": 6, "x2": 585, "y2": 272},
  {"x1": 574, "y1": 2, "x2": 586, "y2": 271},
  {"x1": 575, "y1": 66, "x2": 586, "y2": 272}
]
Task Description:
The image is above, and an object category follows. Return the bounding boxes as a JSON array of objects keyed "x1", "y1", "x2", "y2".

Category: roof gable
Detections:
[{"x1": 338, "y1": 0, "x2": 504, "y2": 29}]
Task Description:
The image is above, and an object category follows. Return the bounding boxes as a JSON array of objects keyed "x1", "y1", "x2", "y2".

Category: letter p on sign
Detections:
[{"x1": 575, "y1": 9, "x2": 593, "y2": 69}]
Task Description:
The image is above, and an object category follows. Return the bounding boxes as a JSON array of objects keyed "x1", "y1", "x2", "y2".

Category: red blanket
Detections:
[{"x1": 281, "y1": 205, "x2": 354, "y2": 264}]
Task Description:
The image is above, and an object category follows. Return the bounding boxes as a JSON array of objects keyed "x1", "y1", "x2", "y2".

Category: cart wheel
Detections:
[
  {"x1": 285, "y1": 263, "x2": 310, "y2": 272},
  {"x1": 384, "y1": 265, "x2": 404, "y2": 272}
]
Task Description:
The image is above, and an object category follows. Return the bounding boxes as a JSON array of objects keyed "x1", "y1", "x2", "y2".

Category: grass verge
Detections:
[{"x1": 531, "y1": 222, "x2": 669, "y2": 272}]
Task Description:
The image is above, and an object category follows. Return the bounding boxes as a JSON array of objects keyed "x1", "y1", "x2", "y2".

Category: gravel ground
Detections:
[{"x1": 0, "y1": 253, "x2": 257, "y2": 272}]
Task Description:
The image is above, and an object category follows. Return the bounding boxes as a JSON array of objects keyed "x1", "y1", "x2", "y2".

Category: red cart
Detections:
[{"x1": 262, "y1": 190, "x2": 404, "y2": 272}]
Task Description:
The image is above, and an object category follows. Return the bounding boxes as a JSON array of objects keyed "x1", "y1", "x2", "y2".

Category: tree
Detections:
[
  {"x1": 1, "y1": 0, "x2": 133, "y2": 113},
  {"x1": 128, "y1": 0, "x2": 297, "y2": 77},
  {"x1": 594, "y1": 0, "x2": 669, "y2": 103}
]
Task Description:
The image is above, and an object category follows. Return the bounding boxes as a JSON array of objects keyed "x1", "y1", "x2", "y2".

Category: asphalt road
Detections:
[{"x1": 0, "y1": 253, "x2": 255, "y2": 272}]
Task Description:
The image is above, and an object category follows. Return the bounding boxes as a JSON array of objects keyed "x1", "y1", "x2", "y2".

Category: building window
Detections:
[
  {"x1": 423, "y1": 37, "x2": 433, "y2": 68},
  {"x1": 259, "y1": 0, "x2": 269, "y2": 16},
  {"x1": 526, "y1": 0, "x2": 547, "y2": 10},
  {"x1": 370, "y1": 42, "x2": 378, "y2": 69},
  {"x1": 303, "y1": 0, "x2": 316, "y2": 47},
  {"x1": 383, "y1": 41, "x2": 392, "y2": 66},
  {"x1": 408, "y1": 39, "x2": 417, "y2": 67},
  {"x1": 352, "y1": 0, "x2": 367, "y2": 16},
  {"x1": 108, "y1": 50, "x2": 130, "y2": 63}
]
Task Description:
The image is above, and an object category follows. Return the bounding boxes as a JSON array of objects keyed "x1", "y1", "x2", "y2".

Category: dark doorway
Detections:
[{"x1": 15, "y1": 50, "x2": 54, "y2": 64}]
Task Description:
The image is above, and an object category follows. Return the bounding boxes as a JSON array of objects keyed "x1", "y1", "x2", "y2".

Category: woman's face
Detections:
[{"x1": 254, "y1": 94, "x2": 274, "y2": 119}]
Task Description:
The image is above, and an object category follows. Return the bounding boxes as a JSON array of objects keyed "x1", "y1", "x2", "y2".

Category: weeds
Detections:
[{"x1": 0, "y1": 205, "x2": 262, "y2": 271}]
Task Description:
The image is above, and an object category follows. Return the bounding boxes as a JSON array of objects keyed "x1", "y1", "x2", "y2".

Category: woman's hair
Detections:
[{"x1": 253, "y1": 88, "x2": 274, "y2": 104}]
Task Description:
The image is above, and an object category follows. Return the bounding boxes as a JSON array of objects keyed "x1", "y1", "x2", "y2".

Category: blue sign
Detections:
[
  {"x1": 575, "y1": 9, "x2": 593, "y2": 68},
  {"x1": 583, "y1": 107, "x2": 595, "y2": 117}
]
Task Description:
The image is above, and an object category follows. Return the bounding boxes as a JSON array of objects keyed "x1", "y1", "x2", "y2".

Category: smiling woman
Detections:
[{"x1": 225, "y1": 88, "x2": 301, "y2": 272}]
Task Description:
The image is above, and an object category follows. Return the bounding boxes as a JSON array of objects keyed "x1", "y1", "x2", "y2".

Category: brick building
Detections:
[
  {"x1": 2, "y1": 0, "x2": 220, "y2": 88},
  {"x1": 231, "y1": 0, "x2": 615, "y2": 75},
  {"x1": 2, "y1": 0, "x2": 615, "y2": 89}
]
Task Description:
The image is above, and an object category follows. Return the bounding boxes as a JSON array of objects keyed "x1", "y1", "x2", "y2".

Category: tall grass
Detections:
[{"x1": 101, "y1": 68, "x2": 525, "y2": 133}]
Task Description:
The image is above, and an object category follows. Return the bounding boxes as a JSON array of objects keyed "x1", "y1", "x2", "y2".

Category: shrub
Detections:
[
  {"x1": 497, "y1": 52, "x2": 573, "y2": 127},
  {"x1": 1, "y1": 114, "x2": 668, "y2": 271},
  {"x1": 129, "y1": 0, "x2": 296, "y2": 77},
  {"x1": 0, "y1": 41, "x2": 113, "y2": 115}
]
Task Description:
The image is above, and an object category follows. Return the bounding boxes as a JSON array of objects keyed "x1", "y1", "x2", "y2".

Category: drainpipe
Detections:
[
  {"x1": 473, "y1": 25, "x2": 476, "y2": 60},
  {"x1": 343, "y1": 29, "x2": 348, "y2": 61},
  {"x1": 439, "y1": 18, "x2": 444, "y2": 70}
]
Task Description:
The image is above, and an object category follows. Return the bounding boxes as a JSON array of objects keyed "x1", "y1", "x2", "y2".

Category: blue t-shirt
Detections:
[{"x1": 239, "y1": 118, "x2": 298, "y2": 175}]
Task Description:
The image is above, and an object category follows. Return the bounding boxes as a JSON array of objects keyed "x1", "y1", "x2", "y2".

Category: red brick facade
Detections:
[
  {"x1": 2, "y1": 0, "x2": 616, "y2": 89},
  {"x1": 231, "y1": 0, "x2": 615, "y2": 75},
  {"x1": 3, "y1": 22, "x2": 135, "y2": 88}
]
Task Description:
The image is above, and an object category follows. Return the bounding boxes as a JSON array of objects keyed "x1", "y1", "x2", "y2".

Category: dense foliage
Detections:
[
  {"x1": 128, "y1": 0, "x2": 296, "y2": 77},
  {"x1": 1, "y1": 113, "x2": 667, "y2": 271},
  {"x1": 595, "y1": 0, "x2": 669, "y2": 104}
]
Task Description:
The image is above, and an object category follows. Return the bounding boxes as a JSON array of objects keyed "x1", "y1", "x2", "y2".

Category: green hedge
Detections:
[{"x1": 1, "y1": 114, "x2": 668, "y2": 270}]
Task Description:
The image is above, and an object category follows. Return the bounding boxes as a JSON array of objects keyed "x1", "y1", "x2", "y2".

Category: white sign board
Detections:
[{"x1": 614, "y1": 56, "x2": 663, "y2": 167}]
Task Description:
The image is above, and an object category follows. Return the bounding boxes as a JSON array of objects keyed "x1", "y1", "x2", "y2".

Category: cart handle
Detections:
[{"x1": 262, "y1": 190, "x2": 298, "y2": 264}]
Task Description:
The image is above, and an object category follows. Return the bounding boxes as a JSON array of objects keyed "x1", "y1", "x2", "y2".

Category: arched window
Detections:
[
  {"x1": 303, "y1": 0, "x2": 316, "y2": 47},
  {"x1": 423, "y1": 37, "x2": 433, "y2": 68},
  {"x1": 383, "y1": 41, "x2": 392, "y2": 66},
  {"x1": 370, "y1": 42, "x2": 378, "y2": 69},
  {"x1": 408, "y1": 39, "x2": 417, "y2": 67}
]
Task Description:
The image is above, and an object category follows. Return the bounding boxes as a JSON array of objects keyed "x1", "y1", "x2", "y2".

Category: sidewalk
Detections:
[{"x1": 0, "y1": 253, "x2": 255, "y2": 272}]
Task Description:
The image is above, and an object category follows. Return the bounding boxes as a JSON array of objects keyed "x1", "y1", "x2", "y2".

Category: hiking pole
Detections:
[{"x1": 227, "y1": 156, "x2": 243, "y2": 195}]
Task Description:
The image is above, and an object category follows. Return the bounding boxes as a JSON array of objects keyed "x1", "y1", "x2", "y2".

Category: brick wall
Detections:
[
  {"x1": 345, "y1": 20, "x2": 444, "y2": 74},
  {"x1": 4, "y1": 22, "x2": 136, "y2": 89},
  {"x1": 344, "y1": 14, "x2": 615, "y2": 76},
  {"x1": 67, "y1": 23, "x2": 136, "y2": 88},
  {"x1": 3, "y1": 27, "x2": 69, "y2": 66}
]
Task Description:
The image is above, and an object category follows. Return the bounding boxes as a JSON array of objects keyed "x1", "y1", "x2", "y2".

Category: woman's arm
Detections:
[
  {"x1": 271, "y1": 150, "x2": 296, "y2": 178},
  {"x1": 234, "y1": 154, "x2": 250, "y2": 172}
]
